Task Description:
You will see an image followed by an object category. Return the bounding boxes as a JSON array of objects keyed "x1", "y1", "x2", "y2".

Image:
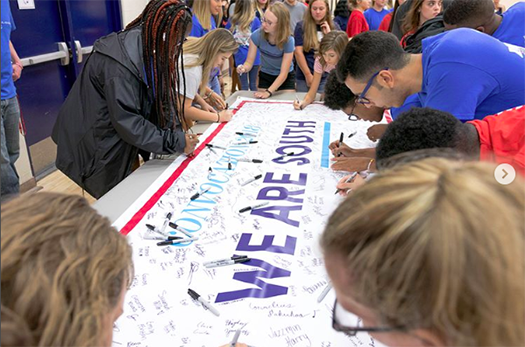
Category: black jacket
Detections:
[
  {"x1": 404, "y1": 15, "x2": 445, "y2": 54},
  {"x1": 52, "y1": 27, "x2": 186, "y2": 199}
]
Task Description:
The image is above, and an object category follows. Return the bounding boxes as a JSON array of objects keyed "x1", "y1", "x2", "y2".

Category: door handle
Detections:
[
  {"x1": 20, "y1": 42, "x2": 70, "y2": 67},
  {"x1": 74, "y1": 41, "x2": 94, "y2": 64}
]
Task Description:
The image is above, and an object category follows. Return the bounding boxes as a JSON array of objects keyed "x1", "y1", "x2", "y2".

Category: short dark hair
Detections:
[
  {"x1": 323, "y1": 70, "x2": 356, "y2": 110},
  {"x1": 443, "y1": 0, "x2": 495, "y2": 27},
  {"x1": 336, "y1": 31, "x2": 410, "y2": 83},
  {"x1": 376, "y1": 107, "x2": 466, "y2": 164}
]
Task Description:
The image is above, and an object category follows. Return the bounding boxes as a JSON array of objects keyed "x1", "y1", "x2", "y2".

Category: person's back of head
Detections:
[
  {"x1": 443, "y1": 0, "x2": 495, "y2": 31},
  {"x1": 322, "y1": 158, "x2": 525, "y2": 346},
  {"x1": 376, "y1": 107, "x2": 472, "y2": 164},
  {"x1": 230, "y1": 0, "x2": 256, "y2": 32},
  {"x1": 334, "y1": 0, "x2": 350, "y2": 17},
  {"x1": 336, "y1": 30, "x2": 410, "y2": 83},
  {"x1": 324, "y1": 70, "x2": 356, "y2": 110},
  {"x1": 1, "y1": 192, "x2": 133, "y2": 347}
]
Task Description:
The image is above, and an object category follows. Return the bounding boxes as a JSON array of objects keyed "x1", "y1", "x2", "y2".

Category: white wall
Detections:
[{"x1": 120, "y1": 0, "x2": 149, "y2": 28}]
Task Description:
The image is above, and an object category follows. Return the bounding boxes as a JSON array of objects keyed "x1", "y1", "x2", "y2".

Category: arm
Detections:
[
  {"x1": 255, "y1": 51, "x2": 293, "y2": 98},
  {"x1": 183, "y1": 96, "x2": 232, "y2": 123},
  {"x1": 295, "y1": 71, "x2": 322, "y2": 109},
  {"x1": 237, "y1": 39, "x2": 258, "y2": 74},
  {"x1": 294, "y1": 47, "x2": 313, "y2": 85},
  {"x1": 10, "y1": 41, "x2": 22, "y2": 81},
  {"x1": 105, "y1": 77, "x2": 189, "y2": 154}
]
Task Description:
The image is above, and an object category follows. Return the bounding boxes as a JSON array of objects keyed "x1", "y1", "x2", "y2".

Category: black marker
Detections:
[
  {"x1": 190, "y1": 188, "x2": 210, "y2": 201},
  {"x1": 274, "y1": 152, "x2": 295, "y2": 161},
  {"x1": 168, "y1": 222, "x2": 193, "y2": 238},
  {"x1": 338, "y1": 132, "x2": 344, "y2": 157},
  {"x1": 348, "y1": 131, "x2": 357, "y2": 139},
  {"x1": 146, "y1": 223, "x2": 169, "y2": 238},
  {"x1": 334, "y1": 172, "x2": 359, "y2": 195},
  {"x1": 235, "y1": 132, "x2": 256, "y2": 137},
  {"x1": 241, "y1": 174, "x2": 262, "y2": 186},
  {"x1": 239, "y1": 201, "x2": 269, "y2": 213},
  {"x1": 208, "y1": 166, "x2": 213, "y2": 174},
  {"x1": 228, "y1": 158, "x2": 232, "y2": 170},
  {"x1": 238, "y1": 158, "x2": 263, "y2": 163},
  {"x1": 206, "y1": 143, "x2": 227, "y2": 150},
  {"x1": 234, "y1": 140, "x2": 258, "y2": 145},
  {"x1": 157, "y1": 237, "x2": 199, "y2": 246}
]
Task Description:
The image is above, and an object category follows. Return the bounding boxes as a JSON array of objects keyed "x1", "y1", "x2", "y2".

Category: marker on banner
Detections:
[
  {"x1": 146, "y1": 224, "x2": 169, "y2": 238},
  {"x1": 191, "y1": 188, "x2": 210, "y2": 201},
  {"x1": 205, "y1": 257, "x2": 251, "y2": 268},
  {"x1": 206, "y1": 143, "x2": 227, "y2": 150},
  {"x1": 228, "y1": 157, "x2": 232, "y2": 170},
  {"x1": 207, "y1": 145, "x2": 218, "y2": 155},
  {"x1": 334, "y1": 171, "x2": 359, "y2": 195},
  {"x1": 317, "y1": 282, "x2": 332, "y2": 303},
  {"x1": 274, "y1": 152, "x2": 295, "y2": 161},
  {"x1": 208, "y1": 166, "x2": 213, "y2": 175},
  {"x1": 233, "y1": 140, "x2": 258, "y2": 145},
  {"x1": 337, "y1": 132, "x2": 344, "y2": 157},
  {"x1": 239, "y1": 201, "x2": 269, "y2": 213},
  {"x1": 188, "y1": 288, "x2": 221, "y2": 316},
  {"x1": 203, "y1": 255, "x2": 248, "y2": 266},
  {"x1": 159, "y1": 212, "x2": 172, "y2": 235},
  {"x1": 241, "y1": 174, "x2": 262, "y2": 186},
  {"x1": 229, "y1": 329, "x2": 242, "y2": 347},
  {"x1": 143, "y1": 234, "x2": 166, "y2": 241},
  {"x1": 157, "y1": 237, "x2": 199, "y2": 246},
  {"x1": 235, "y1": 132, "x2": 256, "y2": 137},
  {"x1": 168, "y1": 222, "x2": 193, "y2": 238},
  {"x1": 348, "y1": 131, "x2": 357, "y2": 139},
  {"x1": 238, "y1": 158, "x2": 263, "y2": 163}
]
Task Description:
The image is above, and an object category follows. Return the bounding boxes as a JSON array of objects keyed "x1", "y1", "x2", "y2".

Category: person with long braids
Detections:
[{"x1": 52, "y1": 0, "x2": 199, "y2": 199}]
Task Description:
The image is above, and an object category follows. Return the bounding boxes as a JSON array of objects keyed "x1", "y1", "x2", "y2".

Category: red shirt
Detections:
[
  {"x1": 378, "y1": 12, "x2": 392, "y2": 32},
  {"x1": 346, "y1": 10, "x2": 369, "y2": 38},
  {"x1": 468, "y1": 105, "x2": 525, "y2": 176}
]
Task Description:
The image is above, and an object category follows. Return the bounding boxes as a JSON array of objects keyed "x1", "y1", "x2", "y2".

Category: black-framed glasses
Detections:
[
  {"x1": 356, "y1": 67, "x2": 389, "y2": 105},
  {"x1": 332, "y1": 299, "x2": 398, "y2": 336},
  {"x1": 347, "y1": 99, "x2": 359, "y2": 121}
]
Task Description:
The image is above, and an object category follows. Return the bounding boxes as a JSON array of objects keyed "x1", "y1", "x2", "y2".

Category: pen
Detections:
[
  {"x1": 233, "y1": 140, "x2": 258, "y2": 145},
  {"x1": 238, "y1": 158, "x2": 263, "y2": 163},
  {"x1": 239, "y1": 201, "x2": 269, "y2": 213},
  {"x1": 203, "y1": 255, "x2": 248, "y2": 266},
  {"x1": 274, "y1": 152, "x2": 295, "y2": 161},
  {"x1": 348, "y1": 131, "x2": 357, "y2": 139},
  {"x1": 337, "y1": 132, "x2": 344, "y2": 157},
  {"x1": 190, "y1": 188, "x2": 210, "y2": 201},
  {"x1": 168, "y1": 222, "x2": 193, "y2": 238},
  {"x1": 157, "y1": 237, "x2": 199, "y2": 246},
  {"x1": 229, "y1": 329, "x2": 242, "y2": 347},
  {"x1": 159, "y1": 212, "x2": 172, "y2": 235},
  {"x1": 228, "y1": 157, "x2": 232, "y2": 170},
  {"x1": 235, "y1": 132, "x2": 256, "y2": 137},
  {"x1": 334, "y1": 172, "x2": 359, "y2": 195},
  {"x1": 317, "y1": 282, "x2": 332, "y2": 303},
  {"x1": 295, "y1": 94, "x2": 303, "y2": 110},
  {"x1": 241, "y1": 174, "x2": 262, "y2": 186},
  {"x1": 188, "y1": 288, "x2": 221, "y2": 316},
  {"x1": 146, "y1": 223, "x2": 169, "y2": 238},
  {"x1": 206, "y1": 143, "x2": 227, "y2": 150},
  {"x1": 205, "y1": 257, "x2": 251, "y2": 268}
]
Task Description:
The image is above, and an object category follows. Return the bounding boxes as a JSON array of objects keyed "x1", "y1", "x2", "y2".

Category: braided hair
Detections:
[{"x1": 126, "y1": 0, "x2": 192, "y2": 130}]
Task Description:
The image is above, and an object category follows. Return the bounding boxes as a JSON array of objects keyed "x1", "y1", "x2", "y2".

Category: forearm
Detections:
[
  {"x1": 10, "y1": 42, "x2": 21, "y2": 65},
  {"x1": 268, "y1": 71, "x2": 290, "y2": 93},
  {"x1": 295, "y1": 50, "x2": 312, "y2": 78},
  {"x1": 194, "y1": 94, "x2": 210, "y2": 108},
  {"x1": 304, "y1": 72, "x2": 322, "y2": 103},
  {"x1": 185, "y1": 105, "x2": 219, "y2": 122}
]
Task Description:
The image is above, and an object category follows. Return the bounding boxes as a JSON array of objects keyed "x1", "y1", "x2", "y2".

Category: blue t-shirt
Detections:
[
  {"x1": 419, "y1": 28, "x2": 525, "y2": 120},
  {"x1": 1, "y1": 0, "x2": 16, "y2": 99},
  {"x1": 250, "y1": 28, "x2": 294, "y2": 76},
  {"x1": 493, "y1": 2, "x2": 525, "y2": 47},
  {"x1": 226, "y1": 18, "x2": 261, "y2": 66},
  {"x1": 364, "y1": 8, "x2": 392, "y2": 31},
  {"x1": 390, "y1": 94, "x2": 422, "y2": 120},
  {"x1": 189, "y1": 14, "x2": 216, "y2": 38}
]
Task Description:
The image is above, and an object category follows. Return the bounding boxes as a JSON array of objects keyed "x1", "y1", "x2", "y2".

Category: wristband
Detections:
[
  {"x1": 216, "y1": 112, "x2": 221, "y2": 123},
  {"x1": 265, "y1": 89, "x2": 273, "y2": 97},
  {"x1": 367, "y1": 158, "x2": 375, "y2": 171}
]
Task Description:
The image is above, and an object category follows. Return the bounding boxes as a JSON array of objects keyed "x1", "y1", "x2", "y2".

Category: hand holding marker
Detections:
[
  {"x1": 337, "y1": 132, "x2": 344, "y2": 157},
  {"x1": 334, "y1": 171, "x2": 359, "y2": 195}
]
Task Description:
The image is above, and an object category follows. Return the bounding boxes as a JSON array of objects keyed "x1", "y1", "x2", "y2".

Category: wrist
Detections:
[
  {"x1": 13, "y1": 62, "x2": 23, "y2": 69},
  {"x1": 265, "y1": 89, "x2": 273, "y2": 97},
  {"x1": 216, "y1": 111, "x2": 221, "y2": 123}
]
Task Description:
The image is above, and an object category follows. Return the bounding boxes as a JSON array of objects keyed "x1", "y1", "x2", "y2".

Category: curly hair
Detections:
[
  {"x1": 323, "y1": 70, "x2": 356, "y2": 110},
  {"x1": 1, "y1": 193, "x2": 133, "y2": 346},
  {"x1": 443, "y1": 0, "x2": 495, "y2": 27},
  {"x1": 376, "y1": 107, "x2": 465, "y2": 163}
]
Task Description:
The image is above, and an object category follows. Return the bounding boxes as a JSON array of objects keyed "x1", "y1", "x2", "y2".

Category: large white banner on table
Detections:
[{"x1": 112, "y1": 99, "x2": 386, "y2": 347}]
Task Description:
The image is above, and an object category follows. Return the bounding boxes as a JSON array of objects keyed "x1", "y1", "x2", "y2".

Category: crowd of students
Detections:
[{"x1": 2, "y1": 0, "x2": 525, "y2": 346}]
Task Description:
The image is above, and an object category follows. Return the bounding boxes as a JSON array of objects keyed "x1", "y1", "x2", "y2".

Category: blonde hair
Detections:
[
  {"x1": 230, "y1": 0, "x2": 255, "y2": 33},
  {"x1": 263, "y1": 2, "x2": 291, "y2": 50},
  {"x1": 317, "y1": 30, "x2": 348, "y2": 67},
  {"x1": 193, "y1": 0, "x2": 223, "y2": 31},
  {"x1": 322, "y1": 158, "x2": 525, "y2": 346},
  {"x1": 183, "y1": 28, "x2": 238, "y2": 94},
  {"x1": 1, "y1": 192, "x2": 134, "y2": 346},
  {"x1": 256, "y1": 0, "x2": 269, "y2": 20},
  {"x1": 302, "y1": 0, "x2": 335, "y2": 52}
]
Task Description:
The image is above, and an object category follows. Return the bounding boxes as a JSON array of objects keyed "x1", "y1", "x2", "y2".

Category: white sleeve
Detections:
[{"x1": 178, "y1": 65, "x2": 202, "y2": 100}]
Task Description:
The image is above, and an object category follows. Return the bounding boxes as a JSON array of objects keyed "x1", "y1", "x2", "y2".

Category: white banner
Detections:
[{"x1": 112, "y1": 99, "x2": 386, "y2": 347}]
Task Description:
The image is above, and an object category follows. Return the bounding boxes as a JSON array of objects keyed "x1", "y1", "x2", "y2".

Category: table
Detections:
[{"x1": 93, "y1": 91, "x2": 318, "y2": 223}]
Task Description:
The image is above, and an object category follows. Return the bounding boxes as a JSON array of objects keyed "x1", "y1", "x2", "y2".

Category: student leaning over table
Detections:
[
  {"x1": 0, "y1": 192, "x2": 249, "y2": 347},
  {"x1": 322, "y1": 158, "x2": 525, "y2": 347},
  {"x1": 177, "y1": 29, "x2": 237, "y2": 128},
  {"x1": 52, "y1": 0, "x2": 199, "y2": 199}
]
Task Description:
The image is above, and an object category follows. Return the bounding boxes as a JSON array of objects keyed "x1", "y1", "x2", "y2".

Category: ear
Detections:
[
  {"x1": 377, "y1": 70, "x2": 395, "y2": 89},
  {"x1": 476, "y1": 26, "x2": 486, "y2": 33},
  {"x1": 409, "y1": 329, "x2": 447, "y2": 346}
]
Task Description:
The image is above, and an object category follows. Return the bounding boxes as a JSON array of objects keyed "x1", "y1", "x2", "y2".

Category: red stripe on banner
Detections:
[{"x1": 119, "y1": 122, "x2": 228, "y2": 236}]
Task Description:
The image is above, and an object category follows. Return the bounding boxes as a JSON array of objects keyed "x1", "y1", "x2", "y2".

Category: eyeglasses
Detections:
[
  {"x1": 261, "y1": 17, "x2": 274, "y2": 26},
  {"x1": 356, "y1": 67, "x2": 388, "y2": 105},
  {"x1": 332, "y1": 299, "x2": 398, "y2": 336},
  {"x1": 347, "y1": 99, "x2": 359, "y2": 121}
]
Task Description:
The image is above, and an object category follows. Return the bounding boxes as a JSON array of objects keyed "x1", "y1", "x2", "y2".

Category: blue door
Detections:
[{"x1": 10, "y1": 0, "x2": 122, "y2": 176}]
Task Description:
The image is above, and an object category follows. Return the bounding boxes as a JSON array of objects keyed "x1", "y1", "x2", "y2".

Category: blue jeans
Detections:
[
  {"x1": 295, "y1": 76, "x2": 328, "y2": 93},
  {"x1": 209, "y1": 75, "x2": 221, "y2": 95},
  {"x1": 1, "y1": 97, "x2": 20, "y2": 197},
  {"x1": 240, "y1": 65, "x2": 259, "y2": 91}
]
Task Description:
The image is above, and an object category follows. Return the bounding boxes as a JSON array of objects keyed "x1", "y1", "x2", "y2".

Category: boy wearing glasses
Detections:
[{"x1": 336, "y1": 30, "x2": 524, "y2": 122}]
